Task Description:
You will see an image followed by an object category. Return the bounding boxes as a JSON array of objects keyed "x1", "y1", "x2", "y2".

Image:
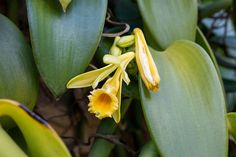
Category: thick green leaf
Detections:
[
  {"x1": 140, "y1": 40, "x2": 227, "y2": 157},
  {"x1": 227, "y1": 112, "x2": 236, "y2": 140},
  {"x1": 0, "y1": 14, "x2": 38, "y2": 108},
  {"x1": 27, "y1": 0, "x2": 107, "y2": 97},
  {"x1": 138, "y1": 0, "x2": 197, "y2": 49}
]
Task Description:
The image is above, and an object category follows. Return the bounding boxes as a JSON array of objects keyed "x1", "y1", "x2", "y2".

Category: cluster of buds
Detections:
[{"x1": 67, "y1": 28, "x2": 160, "y2": 123}]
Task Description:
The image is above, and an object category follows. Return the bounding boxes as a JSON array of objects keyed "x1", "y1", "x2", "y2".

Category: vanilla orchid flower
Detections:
[{"x1": 67, "y1": 52, "x2": 135, "y2": 122}]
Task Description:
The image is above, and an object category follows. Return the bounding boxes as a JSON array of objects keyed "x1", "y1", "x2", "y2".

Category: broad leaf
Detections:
[
  {"x1": 0, "y1": 14, "x2": 38, "y2": 109},
  {"x1": 27, "y1": 0, "x2": 107, "y2": 97},
  {"x1": 137, "y1": 0, "x2": 197, "y2": 49},
  {"x1": 140, "y1": 41, "x2": 227, "y2": 157},
  {"x1": 0, "y1": 99, "x2": 71, "y2": 157}
]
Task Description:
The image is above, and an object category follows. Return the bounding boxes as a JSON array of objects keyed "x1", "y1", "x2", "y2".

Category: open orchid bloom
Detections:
[
  {"x1": 67, "y1": 52, "x2": 135, "y2": 122},
  {"x1": 133, "y1": 28, "x2": 160, "y2": 92},
  {"x1": 88, "y1": 53, "x2": 134, "y2": 121}
]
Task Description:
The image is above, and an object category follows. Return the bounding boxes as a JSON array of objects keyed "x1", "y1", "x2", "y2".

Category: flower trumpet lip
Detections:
[
  {"x1": 88, "y1": 88, "x2": 118, "y2": 119},
  {"x1": 88, "y1": 68, "x2": 121, "y2": 119},
  {"x1": 133, "y1": 28, "x2": 160, "y2": 92}
]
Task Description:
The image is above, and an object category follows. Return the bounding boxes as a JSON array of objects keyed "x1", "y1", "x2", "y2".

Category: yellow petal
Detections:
[
  {"x1": 112, "y1": 52, "x2": 135, "y2": 123},
  {"x1": 112, "y1": 74, "x2": 123, "y2": 123},
  {"x1": 67, "y1": 64, "x2": 117, "y2": 89},
  {"x1": 133, "y1": 28, "x2": 160, "y2": 92}
]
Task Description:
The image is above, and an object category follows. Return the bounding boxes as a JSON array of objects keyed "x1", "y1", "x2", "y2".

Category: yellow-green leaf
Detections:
[
  {"x1": 140, "y1": 41, "x2": 227, "y2": 157},
  {"x1": 0, "y1": 99, "x2": 71, "y2": 157},
  {"x1": 0, "y1": 126, "x2": 27, "y2": 157}
]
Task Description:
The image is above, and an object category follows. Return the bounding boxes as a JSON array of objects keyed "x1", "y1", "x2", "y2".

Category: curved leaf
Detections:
[
  {"x1": 27, "y1": 0, "x2": 107, "y2": 96},
  {"x1": 0, "y1": 126, "x2": 27, "y2": 157},
  {"x1": 0, "y1": 14, "x2": 38, "y2": 108},
  {"x1": 0, "y1": 99, "x2": 71, "y2": 157},
  {"x1": 137, "y1": 0, "x2": 197, "y2": 49},
  {"x1": 140, "y1": 41, "x2": 227, "y2": 157}
]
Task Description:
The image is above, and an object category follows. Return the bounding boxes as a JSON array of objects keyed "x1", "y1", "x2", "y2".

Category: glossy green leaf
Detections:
[
  {"x1": 0, "y1": 99, "x2": 71, "y2": 157},
  {"x1": 139, "y1": 141, "x2": 159, "y2": 157},
  {"x1": 138, "y1": 0, "x2": 197, "y2": 49},
  {"x1": 0, "y1": 14, "x2": 38, "y2": 108},
  {"x1": 227, "y1": 112, "x2": 236, "y2": 140},
  {"x1": 140, "y1": 40, "x2": 227, "y2": 157},
  {"x1": 27, "y1": 0, "x2": 107, "y2": 97}
]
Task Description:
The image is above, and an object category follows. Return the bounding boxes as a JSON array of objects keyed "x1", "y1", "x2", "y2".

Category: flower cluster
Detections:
[{"x1": 67, "y1": 28, "x2": 160, "y2": 123}]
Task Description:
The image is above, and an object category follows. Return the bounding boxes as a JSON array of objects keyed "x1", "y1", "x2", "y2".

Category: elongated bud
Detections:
[
  {"x1": 133, "y1": 28, "x2": 160, "y2": 92},
  {"x1": 117, "y1": 35, "x2": 135, "y2": 48},
  {"x1": 109, "y1": 36, "x2": 122, "y2": 56}
]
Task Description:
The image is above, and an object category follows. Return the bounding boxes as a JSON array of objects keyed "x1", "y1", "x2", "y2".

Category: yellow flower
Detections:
[
  {"x1": 67, "y1": 52, "x2": 135, "y2": 122},
  {"x1": 133, "y1": 28, "x2": 160, "y2": 92},
  {"x1": 88, "y1": 53, "x2": 134, "y2": 121},
  {"x1": 88, "y1": 69, "x2": 121, "y2": 119}
]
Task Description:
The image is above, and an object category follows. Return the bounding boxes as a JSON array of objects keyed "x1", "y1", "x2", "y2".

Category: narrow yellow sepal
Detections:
[{"x1": 67, "y1": 64, "x2": 118, "y2": 89}]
